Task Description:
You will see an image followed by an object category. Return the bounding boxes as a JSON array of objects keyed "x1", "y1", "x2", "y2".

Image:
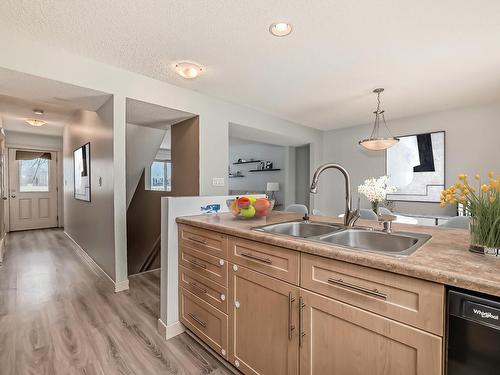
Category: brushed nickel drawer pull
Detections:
[
  {"x1": 240, "y1": 252, "x2": 272, "y2": 264},
  {"x1": 187, "y1": 259, "x2": 207, "y2": 269},
  {"x1": 187, "y1": 313, "x2": 207, "y2": 327},
  {"x1": 299, "y1": 297, "x2": 305, "y2": 347},
  {"x1": 327, "y1": 278, "x2": 387, "y2": 299},
  {"x1": 288, "y1": 292, "x2": 296, "y2": 340},
  {"x1": 187, "y1": 236, "x2": 207, "y2": 245},
  {"x1": 190, "y1": 282, "x2": 208, "y2": 294}
]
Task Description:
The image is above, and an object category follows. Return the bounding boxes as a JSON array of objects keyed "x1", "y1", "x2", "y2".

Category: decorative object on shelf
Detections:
[
  {"x1": 358, "y1": 176, "x2": 397, "y2": 214},
  {"x1": 265, "y1": 161, "x2": 273, "y2": 169},
  {"x1": 229, "y1": 170, "x2": 244, "y2": 178},
  {"x1": 227, "y1": 197, "x2": 275, "y2": 219},
  {"x1": 440, "y1": 172, "x2": 500, "y2": 256},
  {"x1": 266, "y1": 182, "x2": 280, "y2": 202},
  {"x1": 259, "y1": 161, "x2": 265, "y2": 170},
  {"x1": 386, "y1": 131, "x2": 445, "y2": 202},
  {"x1": 74, "y1": 142, "x2": 91, "y2": 202},
  {"x1": 359, "y1": 88, "x2": 399, "y2": 151}
]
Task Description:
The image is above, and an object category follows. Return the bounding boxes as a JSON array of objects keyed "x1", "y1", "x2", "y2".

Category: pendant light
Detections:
[{"x1": 358, "y1": 88, "x2": 399, "y2": 151}]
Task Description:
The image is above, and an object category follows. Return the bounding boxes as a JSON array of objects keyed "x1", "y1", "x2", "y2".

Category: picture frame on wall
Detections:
[
  {"x1": 74, "y1": 142, "x2": 91, "y2": 202},
  {"x1": 386, "y1": 131, "x2": 445, "y2": 202}
]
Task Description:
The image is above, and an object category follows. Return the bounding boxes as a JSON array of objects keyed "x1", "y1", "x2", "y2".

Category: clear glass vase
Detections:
[{"x1": 469, "y1": 216, "x2": 500, "y2": 256}]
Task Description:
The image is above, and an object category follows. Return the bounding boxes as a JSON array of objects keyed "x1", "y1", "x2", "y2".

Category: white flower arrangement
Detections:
[{"x1": 358, "y1": 176, "x2": 397, "y2": 203}]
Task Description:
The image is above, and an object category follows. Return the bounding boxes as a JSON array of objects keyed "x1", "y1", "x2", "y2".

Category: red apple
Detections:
[{"x1": 237, "y1": 197, "x2": 251, "y2": 209}]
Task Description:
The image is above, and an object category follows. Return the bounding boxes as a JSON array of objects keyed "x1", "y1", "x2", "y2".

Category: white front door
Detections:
[{"x1": 8, "y1": 148, "x2": 58, "y2": 231}]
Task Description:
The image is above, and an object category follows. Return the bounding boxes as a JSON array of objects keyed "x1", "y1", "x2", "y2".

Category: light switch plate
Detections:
[{"x1": 212, "y1": 177, "x2": 225, "y2": 187}]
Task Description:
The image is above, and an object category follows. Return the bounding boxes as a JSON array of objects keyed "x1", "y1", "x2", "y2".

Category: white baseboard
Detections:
[
  {"x1": 0, "y1": 237, "x2": 4, "y2": 264},
  {"x1": 64, "y1": 231, "x2": 129, "y2": 293},
  {"x1": 114, "y1": 279, "x2": 130, "y2": 292},
  {"x1": 158, "y1": 319, "x2": 185, "y2": 340}
]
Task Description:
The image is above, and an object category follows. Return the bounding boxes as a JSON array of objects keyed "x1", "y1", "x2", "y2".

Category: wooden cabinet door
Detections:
[
  {"x1": 299, "y1": 289, "x2": 442, "y2": 375},
  {"x1": 228, "y1": 263, "x2": 299, "y2": 375}
]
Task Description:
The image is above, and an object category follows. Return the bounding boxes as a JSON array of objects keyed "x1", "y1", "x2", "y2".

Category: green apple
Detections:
[{"x1": 239, "y1": 205, "x2": 256, "y2": 218}]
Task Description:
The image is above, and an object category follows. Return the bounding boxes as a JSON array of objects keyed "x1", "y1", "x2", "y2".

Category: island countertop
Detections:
[{"x1": 176, "y1": 212, "x2": 500, "y2": 297}]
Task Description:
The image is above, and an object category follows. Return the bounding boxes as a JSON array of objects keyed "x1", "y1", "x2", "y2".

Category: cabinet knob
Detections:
[
  {"x1": 220, "y1": 294, "x2": 226, "y2": 301},
  {"x1": 235, "y1": 301, "x2": 240, "y2": 309},
  {"x1": 234, "y1": 360, "x2": 240, "y2": 368},
  {"x1": 219, "y1": 259, "x2": 224, "y2": 266},
  {"x1": 232, "y1": 264, "x2": 238, "y2": 272},
  {"x1": 221, "y1": 349, "x2": 226, "y2": 356}
]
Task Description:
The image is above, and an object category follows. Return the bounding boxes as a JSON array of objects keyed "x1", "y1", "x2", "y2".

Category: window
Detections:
[
  {"x1": 19, "y1": 158, "x2": 50, "y2": 192},
  {"x1": 150, "y1": 160, "x2": 171, "y2": 191}
]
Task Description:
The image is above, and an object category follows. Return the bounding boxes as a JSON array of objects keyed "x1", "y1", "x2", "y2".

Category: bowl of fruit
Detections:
[{"x1": 227, "y1": 196, "x2": 275, "y2": 219}]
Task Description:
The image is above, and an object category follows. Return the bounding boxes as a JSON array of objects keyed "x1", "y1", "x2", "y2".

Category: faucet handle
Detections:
[{"x1": 378, "y1": 214, "x2": 397, "y2": 233}]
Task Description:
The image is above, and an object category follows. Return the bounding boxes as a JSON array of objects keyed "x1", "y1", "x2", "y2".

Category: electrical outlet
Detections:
[{"x1": 212, "y1": 177, "x2": 225, "y2": 187}]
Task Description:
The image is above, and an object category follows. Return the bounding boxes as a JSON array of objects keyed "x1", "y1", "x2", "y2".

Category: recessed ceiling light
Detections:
[
  {"x1": 269, "y1": 22, "x2": 293, "y2": 37},
  {"x1": 26, "y1": 119, "x2": 47, "y2": 127},
  {"x1": 174, "y1": 62, "x2": 204, "y2": 79}
]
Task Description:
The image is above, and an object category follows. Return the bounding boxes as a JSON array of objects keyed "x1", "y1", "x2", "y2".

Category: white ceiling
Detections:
[
  {"x1": 0, "y1": 68, "x2": 110, "y2": 135},
  {"x1": 126, "y1": 98, "x2": 195, "y2": 128},
  {"x1": 2, "y1": 1, "x2": 500, "y2": 130}
]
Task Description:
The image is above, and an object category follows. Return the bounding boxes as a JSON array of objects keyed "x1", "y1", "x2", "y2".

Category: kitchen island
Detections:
[{"x1": 176, "y1": 211, "x2": 499, "y2": 375}]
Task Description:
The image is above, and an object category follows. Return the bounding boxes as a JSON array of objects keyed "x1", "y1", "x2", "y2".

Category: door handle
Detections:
[
  {"x1": 288, "y1": 292, "x2": 296, "y2": 340},
  {"x1": 10, "y1": 195, "x2": 15, "y2": 199},
  {"x1": 2, "y1": 197, "x2": 7, "y2": 200},
  {"x1": 299, "y1": 297, "x2": 305, "y2": 347}
]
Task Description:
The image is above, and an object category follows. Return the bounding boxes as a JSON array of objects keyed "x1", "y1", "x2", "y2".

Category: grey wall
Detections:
[
  {"x1": 4, "y1": 130, "x2": 63, "y2": 150},
  {"x1": 295, "y1": 144, "x2": 311, "y2": 207},
  {"x1": 229, "y1": 138, "x2": 292, "y2": 207},
  {"x1": 318, "y1": 102, "x2": 500, "y2": 216},
  {"x1": 63, "y1": 97, "x2": 116, "y2": 280}
]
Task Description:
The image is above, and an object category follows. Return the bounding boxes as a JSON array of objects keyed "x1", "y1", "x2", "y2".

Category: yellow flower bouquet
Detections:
[{"x1": 441, "y1": 172, "x2": 500, "y2": 255}]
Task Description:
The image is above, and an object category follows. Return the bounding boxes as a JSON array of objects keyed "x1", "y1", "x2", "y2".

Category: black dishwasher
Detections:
[{"x1": 447, "y1": 289, "x2": 500, "y2": 375}]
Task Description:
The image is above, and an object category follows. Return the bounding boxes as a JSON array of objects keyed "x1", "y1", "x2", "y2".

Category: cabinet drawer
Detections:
[
  {"x1": 228, "y1": 237, "x2": 299, "y2": 284},
  {"x1": 301, "y1": 253, "x2": 444, "y2": 336},
  {"x1": 180, "y1": 246, "x2": 227, "y2": 287},
  {"x1": 179, "y1": 224, "x2": 228, "y2": 259},
  {"x1": 179, "y1": 265, "x2": 228, "y2": 313},
  {"x1": 180, "y1": 288, "x2": 228, "y2": 359}
]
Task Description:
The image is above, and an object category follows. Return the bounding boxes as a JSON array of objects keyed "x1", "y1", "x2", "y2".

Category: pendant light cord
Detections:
[{"x1": 369, "y1": 90, "x2": 395, "y2": 139}]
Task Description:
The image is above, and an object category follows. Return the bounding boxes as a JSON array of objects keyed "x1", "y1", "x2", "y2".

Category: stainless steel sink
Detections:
[
  {"x1": 254, "y1": 221, "x2": 343, "y2": 238},
  {"x1": 319, "y1": 229, "x2": 431, "y2": 256},
  {"x1": 253, "y1": 221, "x2": 431, "y2": 257}
]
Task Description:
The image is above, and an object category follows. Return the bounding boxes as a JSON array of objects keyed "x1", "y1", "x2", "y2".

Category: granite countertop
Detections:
[{"x1": 177, "y1": 212, "x2": 500, "y2": 297}]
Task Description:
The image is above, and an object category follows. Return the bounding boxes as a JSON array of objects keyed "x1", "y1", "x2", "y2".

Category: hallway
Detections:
[{"x1": 0, "y1": 229, "x2": 230, "y2": 375}]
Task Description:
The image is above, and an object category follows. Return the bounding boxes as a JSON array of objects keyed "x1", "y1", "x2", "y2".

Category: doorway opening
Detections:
[{"x1": 8, "y1": 148, "x2": 59, "y2": 231}]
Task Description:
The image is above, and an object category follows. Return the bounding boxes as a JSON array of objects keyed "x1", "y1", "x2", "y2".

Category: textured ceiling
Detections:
[
  {"x1": 0, "y1": 68, "x2": 110, "y2": 135},
  {"x1": 2, "y1": 1, "x2": 500, "y2": 130},
  {"x1": 126, "y1": 98, "x2": 195, "y2": 128}
]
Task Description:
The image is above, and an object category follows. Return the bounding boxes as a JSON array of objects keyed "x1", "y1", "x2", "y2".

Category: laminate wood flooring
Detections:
[{"x1": 0, "y1": 229, "x2": 231, "y2": 375}]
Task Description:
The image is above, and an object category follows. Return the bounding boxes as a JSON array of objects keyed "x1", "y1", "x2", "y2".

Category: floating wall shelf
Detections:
[
  {"x1": 233, "y1": 160, "x2": 261, "y2": 165},
  {"x1": 249, "y1": 169, "x2": 281, "y2": 172}
]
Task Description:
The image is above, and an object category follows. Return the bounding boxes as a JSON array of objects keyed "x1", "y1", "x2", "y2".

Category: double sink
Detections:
[{"x1": 253, "y1": 220, "x2": 431, "y2": 257}]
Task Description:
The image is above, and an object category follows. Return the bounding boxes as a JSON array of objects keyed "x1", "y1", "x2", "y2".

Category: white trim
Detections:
[
  {"x1": 64, "y1": 231, "x2": 129, "y2": 292},
  {"x1": 157, "y1": 318, "x2": 185, "y2": 340},
  {"x1": 114, "y1": 279, "x2": 129, "y2": 293},
  {"x1": 0, "y1": 237, "x2": 4, "y2": 263}
]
